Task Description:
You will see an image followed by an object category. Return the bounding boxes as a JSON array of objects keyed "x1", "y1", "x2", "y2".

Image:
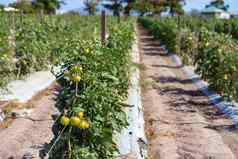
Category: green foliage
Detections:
[
  {"x1": 139, "y1": 17, "x2": 178, "y2": 52},
  {"x1": 9, "y1": 0, "x2": 36, "y2": 14},
  {"x1": 84, "y1": 0, "x2": 98, "y2": 15},
  {"x1": 0, "y1": 13, "x2": 15, "y2": 87},
  {"x1": 9, "y1": 0, "x2": 64, "y2": 14},
  {"x1": 195, "y1": 29, "x2": 238, "y2": 100},
  {"x1": 32, "y1": 0, "x2": 65, "y2": 14},
  {"x1": 123, "y1": 0, "x2": 136, "y2": 15},
  {"x1": 165, "y1": 0, "x2": 185, "y2": 16},
  {"x1": 0, "y1": 4, "x2": 4, "y2": 10},
  {"x1": 0, "y1": 15, "x2": 102, "y2": 87},
  {"x1": 170, "y1": 16, "x2": 238, "y2": 41},
  {"x1": 133, "y1": 0, "x2": 155, "y2": 16},
  {"x1": 103, "y1": 0, "x2": 124, "y2": 17}
]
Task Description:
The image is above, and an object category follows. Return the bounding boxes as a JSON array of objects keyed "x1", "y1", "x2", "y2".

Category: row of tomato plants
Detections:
[
  {"x1": 0, "y1": 13, "x2": 107, "y2": 88},
  {"x1": 139, "y1": 17, "x2": 238, "y2": 102},
  {"x1": 47, "y1": 20, "x2": 134, "y2": 159},
  {"x1": 0, "y1": 13, "x2": 14, "y2": 87},
  {"x1": 175, "y1": 16, "x2": 238, "y2": 40}
]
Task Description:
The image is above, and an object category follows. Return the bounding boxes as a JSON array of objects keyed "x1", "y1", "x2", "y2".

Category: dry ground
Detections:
[{"x1": 0, "y1": 84, "x2": 59, "y2": 159}]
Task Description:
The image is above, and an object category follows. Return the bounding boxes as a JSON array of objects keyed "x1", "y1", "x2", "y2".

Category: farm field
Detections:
[{"x1": 1, "y1": 8, "x2": 238, "y2": 159}]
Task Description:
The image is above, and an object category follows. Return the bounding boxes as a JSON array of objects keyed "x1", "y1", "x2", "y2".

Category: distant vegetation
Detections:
[
  {"x1": 1, "y1": 0, "x2": 231, "y2": 17},
  {"x1": 8, "y1": 0, "x2": 64, "y2": 14},
  {"x1": 2, "y1": 0, "x2": 187, "y2": 16}
]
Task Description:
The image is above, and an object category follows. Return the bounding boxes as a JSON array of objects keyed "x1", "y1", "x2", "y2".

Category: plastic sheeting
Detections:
[
  {"x1": 118, "y1": 31, "x2": 147, "y2": 159},
  {"x1": 0, "y1": 71, "x2": 55, "y2": 103}
]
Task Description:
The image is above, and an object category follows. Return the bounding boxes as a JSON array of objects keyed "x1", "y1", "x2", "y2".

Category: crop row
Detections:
[
  {"x1": 47, "y1": 19, "x2": 134, "y2": 159},
  {"x1": 175, "y1": 16, "x2": 238, "y2": 40},
  {"x1": 0, "y1": 13, "x2": 119, "y2": 88},
  {"x1": 139, "y1": 17, "x2": 238, "y2": 102}
]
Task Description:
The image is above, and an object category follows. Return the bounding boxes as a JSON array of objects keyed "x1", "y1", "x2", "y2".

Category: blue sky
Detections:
[{"x1": 1, "y1": 0, "x2": 238, "y2": 13}]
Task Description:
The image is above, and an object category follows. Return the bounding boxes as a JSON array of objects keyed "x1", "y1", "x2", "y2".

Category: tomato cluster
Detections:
[{"x1": 60, "y1": 112, "x2": 90, "y2": 129}]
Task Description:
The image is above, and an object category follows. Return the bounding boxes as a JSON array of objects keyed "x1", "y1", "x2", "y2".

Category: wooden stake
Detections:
[{"x1": 101, "y1": 10, "x2": 106, "y2": 45}]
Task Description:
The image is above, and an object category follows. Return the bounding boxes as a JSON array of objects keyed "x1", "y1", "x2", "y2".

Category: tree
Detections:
[
  {"x1": 165, "y1": 0, "x2": 185, "y2": 16},
  {"x1": 0, "y1": 4, "x2": 4, "y2": 10},
  {"x1": 64, "y1": 10, "x2": 80, "y2": 16},
  {"x1": 123, "y1": 0, "x2": 136, "y2": 16},
  {"x1": 103, "y1": 0, "x2": 123, "y2": 17},
  {"x1": 149, "y1": 0, "x2": 167, "y2": 16},
  {"x1": 32, "y1": 0, "x2": 65, "y2": 14},
  {"x1": 190, "y1": 9, "x2": 200, "y2": 17},
  {"x1": 9, "y1": 0, "x2": 35, "y2": 13},
  {"x1": 134, "y1": 0, "x2": 167, "y2": 16},
  {"x1": 205, "y1": 0, "x2": 229, "y2": 11},
  {"x1": 133, "y1": 0, "x2": 155, "y2": 16},
  {"x1": 84, "y1": 0, "x2": 98, "y2": 15}
]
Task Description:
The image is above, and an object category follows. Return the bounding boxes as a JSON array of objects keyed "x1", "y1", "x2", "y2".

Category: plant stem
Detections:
[
  {"x1": 68, "y1": 126, "x2": 72, "y2": 159},
  {"x1": 75, "y1": 82, "x2": 78, "y2": 97},
  {"x1": 48, "y1": 126, "x2": 67, "y2": 156}
]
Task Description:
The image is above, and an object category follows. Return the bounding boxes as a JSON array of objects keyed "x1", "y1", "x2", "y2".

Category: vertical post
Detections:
[
  {"x1": 39, "y1": 9, "x2": 44, "y2": 23},
  {"x1": 20, "y1": 10, "x2": 23, "y2": 24},
  {"x1": 101, "y1": 10, "x2": 106, "y2": 45},
  {"x1": 12, "y1": 12, "x2": 15, "y2": 31},
  {"x1": 177, "y1": 15, "x2": 180, "y2": 28}
]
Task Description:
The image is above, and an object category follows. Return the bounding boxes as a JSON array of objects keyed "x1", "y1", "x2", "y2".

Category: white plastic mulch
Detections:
[
  {"x1": 0, "y1": 71, "x2": 55, "y2": 103},
  {"x1": 118, "y1": 30, "x2": 147, "y2": 159}
]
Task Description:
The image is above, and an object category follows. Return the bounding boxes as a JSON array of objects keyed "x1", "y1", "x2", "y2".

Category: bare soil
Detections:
[
  {"x1": 0, "y1": 84, "x2": 59, "y2": 159},
  {"x1": 138, "y1": 25, "x2": 238, "y2": 159}
]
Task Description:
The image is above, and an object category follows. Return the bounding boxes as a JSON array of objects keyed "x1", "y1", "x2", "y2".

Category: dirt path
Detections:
[
  {"x1": 0, "y1": 85, "x2": 59, "y2": 159},
  {"x1": 138, "y1": 25, "x2": 238, "y2": 159}
]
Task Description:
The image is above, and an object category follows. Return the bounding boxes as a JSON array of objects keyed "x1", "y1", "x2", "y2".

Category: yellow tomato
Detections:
[
  {"x1": 218, "y1": 49, "x2": 222, "y2": 54},
  {"x1": 85, "y1": 48, "x2": 90, "y2": 54},
  {"x1": 224, "y1": 74, "x2": 228, "y2": 80},
  {"x1": 205, "y1": 42, "x2": 209, "y2": 47},
  {"x1": 76, "y1": 112, "x2": 84, "y2": 119},
  {"x1": 78, "y1": 120, "x2": 90, "y2": 129},
  {"x1": 70, "y1": 117, "x2": 81, "y2": 126},
  {"x1": 60, "y1": 116, "x2": 70, "y2": 126},
  {"x1": 71, "y1": 76, "x2": 81, "y2": 82}
]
